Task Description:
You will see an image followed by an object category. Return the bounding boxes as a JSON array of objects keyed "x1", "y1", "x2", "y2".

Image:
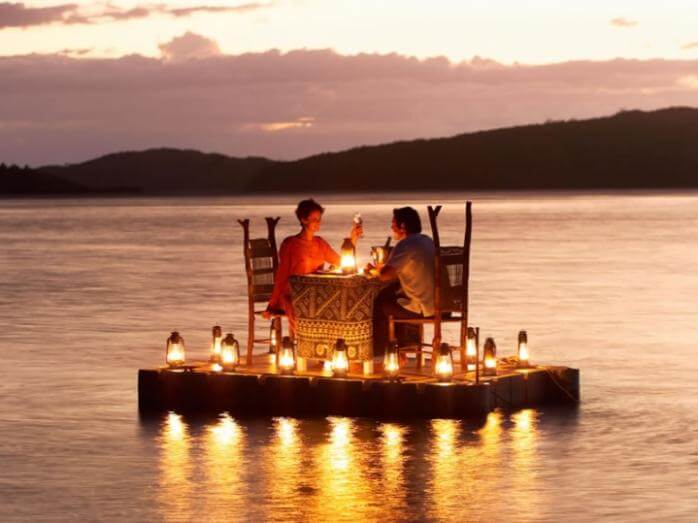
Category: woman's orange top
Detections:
[{"x1": 267, "y1": 235, "x2": 341, "y2": 316}]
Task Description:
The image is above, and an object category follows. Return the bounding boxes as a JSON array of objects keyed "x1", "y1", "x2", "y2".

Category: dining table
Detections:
[{"x1": 289, "y1": 272, "x2": 383, "y2": 367}]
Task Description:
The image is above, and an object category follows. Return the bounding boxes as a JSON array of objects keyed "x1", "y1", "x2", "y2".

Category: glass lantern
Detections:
[
  {"x1": 165, "y1": 331, "x2": 186, "y2": 368},
  {"x1": 210, "y1": 325, "x2": 223, "y2": 362},
  {"x1": 220, "y1": 333, "x2": 240, "y2": 371},
  {"x1": 465, "y1": 327, "x2": 478, "y2": 372},
  {"x1": 277, "y1": 336, "x2": 296, "y2": 374},
  {"x1": 269, "y1": 317, "x2": 280, "y2": 358},
  {"x1": 332, "y1": 338, "x2": 350, "y2": 377},
  {"x1": 483, "y1": 337, "x2": 497, "y2": 376},
  {"x1": 340, "y1": 238, "x2": 356, "y2": 274},
  {"x1": 384, "y1": 340, "x2": 400, "y2": 380},
  {"x1": 434, "y1": 343, "x2": 454, "y2": 382},
  {"x1": 517, "y1": 330, "x2": 530, "y2": 368}
]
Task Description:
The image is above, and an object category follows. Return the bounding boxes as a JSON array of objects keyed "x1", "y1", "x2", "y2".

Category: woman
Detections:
[{"x1": 264, "y1": 199, "x2": 361, "y2": 330}]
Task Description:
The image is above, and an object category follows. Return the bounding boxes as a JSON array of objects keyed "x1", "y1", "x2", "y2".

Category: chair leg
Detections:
[
  {"x1": 418, "y1": 324, "x2": 425, "y2": 369},
  {"x1": 246, "y1": 300, "x2": 254, "y2": 365}
]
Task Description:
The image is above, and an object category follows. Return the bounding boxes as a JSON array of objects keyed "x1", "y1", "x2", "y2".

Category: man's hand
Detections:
[{"x1": 261, "y1": 310, "x2": 272, "y2": 320}]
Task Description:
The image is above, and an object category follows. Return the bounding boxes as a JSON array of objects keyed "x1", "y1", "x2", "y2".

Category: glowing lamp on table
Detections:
[
  {"x1": 277, "y1": 336, "x2": 296, "y2": 375},
  {"x1": 220, "y1": 333, "x2": 240, "y2": 371},
  {"x1": 332, "y1": 338, "x2": 350, "y2": 377},
  {"x1": 340, "y1": 238, "x2": 356, "y2": 274},
  {"x1": 165, "y1": 331, "x2": 186, "y2": 368},
  {"x1": 435, "y1": 343, "x2": 454, "y2": 382}
]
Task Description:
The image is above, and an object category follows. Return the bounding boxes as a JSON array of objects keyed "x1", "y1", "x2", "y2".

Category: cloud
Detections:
[
  {"x1": 0, "y1": 2, "x2": 77, "y2": 29},
  {"x1": 681, "y1": 41, "x2": 698, "y2": 50},
  {"x1": 2, "y1": 49, "x2": 698, "y2": 165},
  {"x1": 610, "y1": 17, "x2": 638, "y2": 28},
  {"x1": 0, "y1": 2, "x2": 271, "y2": 29},
  {"x1": 158, "y1": 32, "x2": 221, "y2": 62}
]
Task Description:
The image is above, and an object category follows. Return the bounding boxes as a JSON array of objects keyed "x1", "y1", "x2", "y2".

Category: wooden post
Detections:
[
  {"x1": 460, "y1": 201, "x2": 473, "y2": 370},
  {"x1": 237, "y1": 219, "x2": 255, "y2": 366},
  {"x1": 427, "y1": 205, "x2": 443, "y2": 361},
  {"x1": 475, "y1": 326, "x2": 480, "y2": 384}
]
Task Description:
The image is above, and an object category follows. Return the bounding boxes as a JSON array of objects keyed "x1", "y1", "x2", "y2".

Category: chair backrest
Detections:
[
  {"x1": 238, "y1": 217, "x2": 280, "y2": 304},
  {"x1": 439, "y1": 245, "x2": 465, "y2": 312},
  {"x1": 427, "y1": 204, "x2": 472, "y2": 350}
]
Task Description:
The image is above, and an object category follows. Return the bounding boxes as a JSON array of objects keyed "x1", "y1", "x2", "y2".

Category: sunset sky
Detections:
[{"x1": 3, "y1": 0, "x2": 698, "y2": 165}]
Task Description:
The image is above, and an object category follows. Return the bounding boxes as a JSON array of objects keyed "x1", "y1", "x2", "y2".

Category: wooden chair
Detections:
[
  {"x1": 238, "y1": 217, "x2": 284, "y2": 365},
  {"x1": 389, "y1": 202, "x2": 473, "y2": 370}
]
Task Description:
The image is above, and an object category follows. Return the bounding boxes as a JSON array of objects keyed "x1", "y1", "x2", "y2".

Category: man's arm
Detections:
[{"x1": 377, "y1": 263, "x2": 398, "y2": 282}]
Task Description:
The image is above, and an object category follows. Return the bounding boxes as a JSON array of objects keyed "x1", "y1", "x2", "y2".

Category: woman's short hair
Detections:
[
  {"x1": 393, "y1": 207, "x2": 422, "y2": 234},
  {"x1": 295, "y1": 198, "x2": 325, "y2": 222}
]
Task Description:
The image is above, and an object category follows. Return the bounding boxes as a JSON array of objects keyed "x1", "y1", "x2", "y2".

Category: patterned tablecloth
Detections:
[{"x1": 290, "y1": 273, "x2": 383, "y2": 361}]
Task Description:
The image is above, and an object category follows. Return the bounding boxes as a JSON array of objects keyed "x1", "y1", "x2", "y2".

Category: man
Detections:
[{"x1": 371, "y1": 207, "x2": 435, "y2": 356}]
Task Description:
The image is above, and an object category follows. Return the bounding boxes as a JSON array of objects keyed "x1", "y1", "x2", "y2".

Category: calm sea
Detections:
[{"x1": 1, "y1": 192, "x2": 697, "y2": 521}]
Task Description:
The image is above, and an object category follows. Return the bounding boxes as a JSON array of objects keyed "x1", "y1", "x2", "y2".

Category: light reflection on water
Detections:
[{"x1": 152, "y1": 412, "x2": 548, "y2": 522}]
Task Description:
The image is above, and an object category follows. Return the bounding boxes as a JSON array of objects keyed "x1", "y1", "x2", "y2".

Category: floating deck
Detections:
[{"x1": 138, "y1": 355, "x2": 579, "y2": 419}]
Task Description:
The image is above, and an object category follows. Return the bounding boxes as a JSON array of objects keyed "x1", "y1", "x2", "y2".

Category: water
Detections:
[{"x1": 1, "y1": 192, "x2": 697, "y2": 521}]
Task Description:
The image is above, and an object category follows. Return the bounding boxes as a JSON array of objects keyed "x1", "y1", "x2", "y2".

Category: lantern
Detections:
[
  {"x1": 465, "y1": 327, "x2": 478, "y2": 372},
  {"x1": 483, "y1": 337, "x2": 497, "y2": 376},
  {"x1": 435, "y1": 343, "x2": 454, "y2": 382},
  {"x1": 165, "y1": 331, "x2": 186, "y2": 368},
  {"x1": 384, "y1": 340, "x2": 400, "y2": 380},
  {"x1": 220, "y1": 333, "x2": 240, "y2": 371},
  {"x1": 332, "y1": 338, "x2": 350, "y2": 377},
  {"x1": 340, "y1": 238, "x2": 356, "y2": 274},
  {"x1": 277, "y1": 336, "x2": 296, "y2": 374},
  {"x1": 269, "y1": 317, "x2": 280, "y2": 363},
  {"x1": 517, "y1": 330, "x2": 530, "y2": 368},
  {"x1": 211, "y1": 362, "x2": 223, "y2": 373},
  {"x1": 210, "y1": 325, "x2": 223, "y2": 362}
]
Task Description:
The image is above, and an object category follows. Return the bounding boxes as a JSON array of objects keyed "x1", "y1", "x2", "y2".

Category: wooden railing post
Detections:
[
  {"x1": 427, "y1": 205, "x2": 443, "y2": 359},
  {"x1": 460, "y1": 201, "x2": 472, "y2": 370},
  {"x1": 237, "y1": 219, "x2": 255, "y2": 365}
]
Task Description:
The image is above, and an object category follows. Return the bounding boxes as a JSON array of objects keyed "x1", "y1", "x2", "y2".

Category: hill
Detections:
[
  {"x1": 250, "y1": 107, "x2": 698, "y2": 192},
  {"x1": 3, "y1": 107, "x2": 698, "y2": 195}
]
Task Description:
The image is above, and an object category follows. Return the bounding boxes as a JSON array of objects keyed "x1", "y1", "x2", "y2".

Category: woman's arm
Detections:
[{"x1": 319, "y1": 237, "x2": 341, "y2": 266}]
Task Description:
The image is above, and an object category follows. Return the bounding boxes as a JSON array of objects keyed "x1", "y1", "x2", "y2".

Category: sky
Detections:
[{"x1": 2, "y1": 0, "x2": 698, "y2": 165}]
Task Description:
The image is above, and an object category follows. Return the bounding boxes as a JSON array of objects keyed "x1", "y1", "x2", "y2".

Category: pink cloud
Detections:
[
  {"x1": 158, "y1": 32, "x2": 221, "y2": 62},
  {"x1": 610, "y1": 17, "x2": 638, "y2": 28},
  {"x1": 2, "y1": 47, "x2": 698, "y2": 165},
  {"x1": 0, "y1": 2, "x2": 271, "y2": 29}
]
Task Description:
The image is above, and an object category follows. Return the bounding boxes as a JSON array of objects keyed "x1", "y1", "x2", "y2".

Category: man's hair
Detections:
[
  {"x1": 295, "y1": 198, "x2": 325, "y2": 222},
  {"x1": 393, "y1": 207, "x2": 422, "y2": 234}
]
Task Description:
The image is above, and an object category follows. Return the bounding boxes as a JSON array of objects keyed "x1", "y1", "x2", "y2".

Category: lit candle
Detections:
[
  {"x1": 332, "y1": 338, "x2": 350, "y2": 377},
  {"x1": 483, "y1": 337, "x2": 497, "y2": 377},
  {"x1": 466, "y1": 327, "x2": 478, "y2": 372},
  {"x1": 435, "y1": 343, "x2": 454, "y2": 382},
  {"x1": 277, "y1": 336, "x2": 296, "y2": 374},
  {"x1": 220, "y1": 333, "x2": 240, "y2": 371},
  {"x1": 384, "y1": 340, "x2": 400, "y2": 380},
  {"x1": 210, "y1": 325, "x2": 223, "y2": 362},
  {"x1": 340, "y1": 238, "x2": 356, "y2": 274},
  {"x1": 165, "y1": 331, "x2": 186, "y2": 368},
  {"x1": 517, "y1": 330, "x2": 530, "y2": 368}
]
